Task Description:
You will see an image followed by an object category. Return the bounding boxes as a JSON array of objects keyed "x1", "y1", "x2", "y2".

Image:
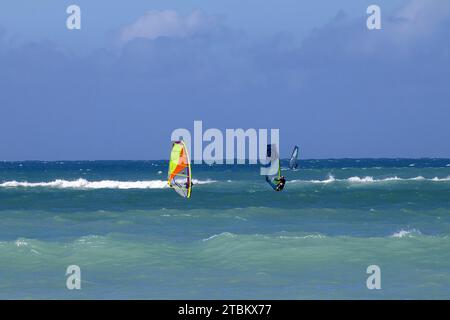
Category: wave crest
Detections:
[
  {"x1": 0, "y1": 178, "x2": 215, "y2": 189},
  {"x1": 291, "y1": 175, "x2": 450, "y2": 184},
  {"x1": 390, "y1": 229, "x2": 422, "y2": 238}
]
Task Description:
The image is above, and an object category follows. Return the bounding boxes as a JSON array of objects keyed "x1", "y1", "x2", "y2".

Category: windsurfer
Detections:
[
  {"x1": 265, "y1": 175, "x2": 286, "y2": 191},
  {"x1": 275, "y1": 176, "x2": 286, "y2": 191}
]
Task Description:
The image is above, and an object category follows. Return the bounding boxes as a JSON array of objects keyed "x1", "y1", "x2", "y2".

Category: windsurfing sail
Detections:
[
  {"x1": 289, "y1": 145, "x2": 299, "y2": 169},
  {"x1": 264, "y1": 144, "x2": 281, "y2": 190},
  {"x1": 167, "y1": 140, "x2": 192, "y2": 198}
]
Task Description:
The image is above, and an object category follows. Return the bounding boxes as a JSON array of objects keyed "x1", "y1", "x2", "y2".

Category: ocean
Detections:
[{"x1": 0, "y1": 159, "x2": 449, "y2": 299}]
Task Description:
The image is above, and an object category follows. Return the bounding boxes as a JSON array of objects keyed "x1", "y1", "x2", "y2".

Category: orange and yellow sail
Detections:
[{"x1": 167, "y1": 141, "x2": 192, "y2": 198}]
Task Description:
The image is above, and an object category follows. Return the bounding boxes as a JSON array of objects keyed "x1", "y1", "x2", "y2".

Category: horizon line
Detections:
[{"x1": 2, "y1": 157, "x2": 450, "y2": 162}]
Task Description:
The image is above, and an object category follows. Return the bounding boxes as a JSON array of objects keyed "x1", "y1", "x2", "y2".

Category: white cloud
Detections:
[
  {"x1": 396, "y1": 0, "x2": 450, "y2": 22},
  {"x1": 391, "y1": 0, "x2": 450, "y2": 38},
  {"x1": 117, "y1": 10, "x2": 218, "y2": 44},
  {"x1": 340, "y1": 0, "x2": 450, "y2": 56}
]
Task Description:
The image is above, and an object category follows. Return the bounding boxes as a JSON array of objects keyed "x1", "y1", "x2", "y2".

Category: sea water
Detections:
[{"x1": 0, "y1": 159, "x2": 449, "y2": 299}]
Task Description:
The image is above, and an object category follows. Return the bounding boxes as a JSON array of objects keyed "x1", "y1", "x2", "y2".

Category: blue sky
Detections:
[{"x1": 1, "y1": 0, "x2": 449, "y2": 160}]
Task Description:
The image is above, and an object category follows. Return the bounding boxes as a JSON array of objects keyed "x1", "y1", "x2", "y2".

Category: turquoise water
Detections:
[{"x1": 0, "y1": 159, "x2": 449, "y2": 299}]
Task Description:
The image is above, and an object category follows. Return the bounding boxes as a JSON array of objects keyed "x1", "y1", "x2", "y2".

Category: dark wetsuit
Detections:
[
  {"x1": 275, "y1": 178, "x2": 286, "y2": 191},
  {"x1": 266, "y1": 176, "x2": 286, "y2": 191}
]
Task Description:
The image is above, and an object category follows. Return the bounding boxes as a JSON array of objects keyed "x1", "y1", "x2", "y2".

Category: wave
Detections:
[
  {"x1": 1, "y1": 175, "x2": 449, "y2": 189},
  {"x1": 291, "y1": 175, "x2": 450, "y2": 184},
  {"x1": 390, "y1": 229, "x2": 422, "y2": 238},
  {"x1": 298, "y1": 175, "x2": 337, "y2": 184},
  {"x1": 0, "y1": 178, "x2": 216, "y2": 189},
  {"x1": 202, "y1": 232, "x2": 327, "y2": 242},
  {"x1": 201, "y1": 231, "x2": 436, "y2": 243},
  {"x1": 202, "y1": 232, "x2": 236, "y2": 242}
]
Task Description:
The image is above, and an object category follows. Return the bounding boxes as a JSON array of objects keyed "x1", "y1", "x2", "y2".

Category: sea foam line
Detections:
[
  {"x1": 202, "y1": 232, "x2": 327, "y2": 242},
  {"x1": 291, "y1": 175, "x2": 450, "y2": 184},
  {"x1": 0, "y1": 178, "x2": 216, "y2": 189},
  {"x1": 390, "y1": 229, "x2": 422, "y2": 238}
]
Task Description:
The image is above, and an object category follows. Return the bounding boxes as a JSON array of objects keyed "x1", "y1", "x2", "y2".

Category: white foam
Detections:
[
  {"x1": 0, "y1": 178, "x2": 216, "y2": 189},
  {"x1": 192, "y1": 179, "x2": 217, "y2": 185},
  {"x1": 410, "y1": 176, "x2": 426, "y2": 181},
  {"x1": 307, "y1": 175, "x2": 336, "y2": 184},
  {"x1": 347, "y1": 176, "x2": 375, "y2": 183},
  {"x1": 431, "y1": 176, "x2": 450, "y2": 182},
  {"x1": 380, "y1": 176, "x2": 402, "y2": 181},
  {"x1": 292, "y1": 175, "x2": 449, "y2": 184},
  {"x1": 348, "y1": 176, "x2": 449, "y2": 183},
  {"x1": 278, "y1": 234, "x2": 326, "y2": 240},
  {"x1": 202, "y1": 232, "x2": 236, "y2": 242},
  {"x1": 15, "y1": 239, "x2": 29, "y2": 247},
  {"x1": 390, "y1": 229, "x2": 421, "y2": 238}
]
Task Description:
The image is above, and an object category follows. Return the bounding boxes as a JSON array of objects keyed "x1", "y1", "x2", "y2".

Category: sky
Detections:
[{"x1": 1, "y1": 0, "x2": 449, "y2": 160}]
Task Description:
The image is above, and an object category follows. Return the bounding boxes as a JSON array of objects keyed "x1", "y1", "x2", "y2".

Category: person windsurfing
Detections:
[
  {"x1": 265, "y1": 175, "x2": 286, "y2": 192},
  {"x1": 275, "y1": 176, "x2": 286, "y2": 191},
  {"x1": 168, "y1": 140, "x2": 192, "y2": 198},
  {"x1": 289, "y1": 146, "x2": 299, "y2": 170}
]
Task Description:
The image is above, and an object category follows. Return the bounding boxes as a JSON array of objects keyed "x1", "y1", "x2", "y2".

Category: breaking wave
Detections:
[
  {"x1": 390, "y1": 229, "x2": 422, "y2": 238},
  {"x1": 291, "y1": 175, "x2": 450, "y2": 184},
  {"x1": 202, "y1": 232, "x2": 327, "y2": 242},
  {"x1": 0, "y1": 178, "x2": 216, "y2": 189}
]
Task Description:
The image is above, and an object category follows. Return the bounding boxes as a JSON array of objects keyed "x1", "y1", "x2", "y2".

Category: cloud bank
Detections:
[
  {"x1": 1, "y1": 2, "x2": 449, "y2": 160},
  {"x1": 117, "y1": 10, "x2": 219, "y2": 44}
]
